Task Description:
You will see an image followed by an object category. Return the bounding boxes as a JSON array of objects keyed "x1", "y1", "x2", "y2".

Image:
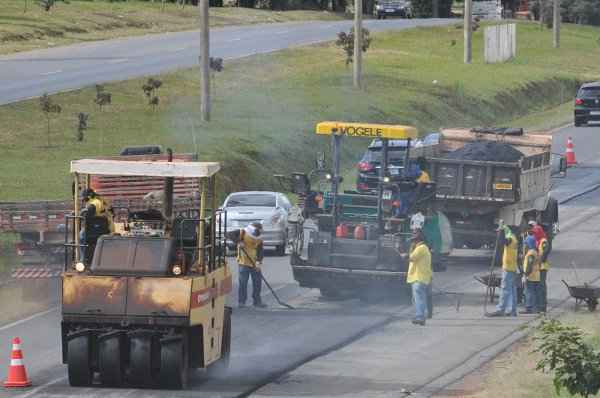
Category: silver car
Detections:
[{"x1": 222, "y1": 191, "x2": 292, "y2": 256}]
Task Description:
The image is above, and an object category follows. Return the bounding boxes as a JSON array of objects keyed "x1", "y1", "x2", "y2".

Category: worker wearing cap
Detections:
[
  {"x1": 528, "y1": 220, "x2": 546, "y2": 245},
  {"x1": 537, "y1": 235, "x2": 551, "y2": 313},
  {"x1": 486, "y1": 224, "x2": 519, "y2": 317},
  {"x1": 79, "y1": 188, "x2": 114, "y2": 260},
  {"x1": 235, "y1": 222, "x2": 266, "y2": 308},
  {"x1": 521, "y1": 232, "x2": 540, "y2": 314},
  {"x1": 404, "y1": 229, "x2": 432, "y2": 326}
]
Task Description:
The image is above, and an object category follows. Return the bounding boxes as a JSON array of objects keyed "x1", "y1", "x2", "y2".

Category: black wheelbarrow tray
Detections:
[{"x1": 562, "y1": 279, "x2": 600, "y2": 312}]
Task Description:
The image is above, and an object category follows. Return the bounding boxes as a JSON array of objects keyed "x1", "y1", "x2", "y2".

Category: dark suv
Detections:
[
  {"x1": 374, "y1": 0, "x2": 412, "y2": 19},
  {"x1": 574, "y1": 82, "x2": 600, "y2": 127},
  {"x1": 356, "y1": 139, "x2": 410, "y2": 193}
]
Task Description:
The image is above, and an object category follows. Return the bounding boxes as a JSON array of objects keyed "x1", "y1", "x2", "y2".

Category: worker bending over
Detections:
[
  {"x1": 486, "y1": 224, "x2": 519, "y2": 317},
  {"x1": 405, "y1": 229, "x2": 432, "y2": 326}
]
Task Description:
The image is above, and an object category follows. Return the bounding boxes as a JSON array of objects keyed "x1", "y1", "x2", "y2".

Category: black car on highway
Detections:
[
  {"x1": 575, "y1": 82, "x2": 600, "y2": 127},
  {"x1": 374, "y1": 0, "x2": 412, "y2": 19}
]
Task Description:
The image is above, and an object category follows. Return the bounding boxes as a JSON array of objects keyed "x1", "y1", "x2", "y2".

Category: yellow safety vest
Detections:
[
  {"x1": 523, "y1": 249, "x2": 540, "y2": 282},
  {"x1": 502, "y1": 235, "x2": 518, "y2": 273},
  {"x1": 417, "y1": 171, "x2": 431, "y2": 183},
  {"x1": 407, "y1": 242, "x2": 432, "y2": 284},
  {"x1": 237, "y1": 229, "x2": 262, "y2": 268},
  {"x1": 538, "y1": 238, "x2": 551, "y2": 271},
  {"x1": 86, "y1": 197, "x2": 114, "y2": 232}
]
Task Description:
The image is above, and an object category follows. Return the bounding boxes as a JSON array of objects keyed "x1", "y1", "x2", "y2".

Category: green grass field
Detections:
[
  {"x1": 1, "y1": 21, "x2": 599, "y2": 201},
  {"x1": 0, "y1": 0, "x2": 348, "y2": 54}
]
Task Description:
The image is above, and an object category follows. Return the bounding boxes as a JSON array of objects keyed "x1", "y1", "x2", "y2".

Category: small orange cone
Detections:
[
  {"x1": 566, "y1": 136, "x2": 577, "y2": 166},
  {"x1": 4, "y1": 337, "x2": 32, "y2": 388}
]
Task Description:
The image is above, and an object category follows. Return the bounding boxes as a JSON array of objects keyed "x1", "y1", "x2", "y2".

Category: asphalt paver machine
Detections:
[
  {"x1": 61, "y1": 156, "x2": 231, "y2": 389},
  {"x1": 289, "y1": 122, "x2": 452, "y2": 301}
]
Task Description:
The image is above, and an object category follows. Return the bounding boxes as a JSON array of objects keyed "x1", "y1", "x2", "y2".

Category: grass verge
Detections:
[
  {"x1": 512, "y1": 102, "x2": 573, "y2": 133},
  {"x1": 442, "y1": 311, "x2": 600, "y2": 398},
  {"x1": 0, "y1": 0, "x2": 348, "y2": 54},
  {"x1": 1, "y1": 21, "x2": 599, "y2": 201}
]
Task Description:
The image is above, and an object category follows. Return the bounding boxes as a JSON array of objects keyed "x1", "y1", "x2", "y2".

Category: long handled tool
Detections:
[
  {"x1": 483, "y1": 228, "x2": 504, "y2": 314},
  {"x1": 239, "y1": 246, "x2": 295, "y2": 310}
]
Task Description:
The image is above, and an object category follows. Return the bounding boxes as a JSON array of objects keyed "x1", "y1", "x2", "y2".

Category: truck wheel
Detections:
[
  {"x1": 67, "y1": 335, "x2": 93, "y2": 387},
  {"x1": 129, "y1": 335, "x2": 156, "y2": 387},
  {"x1": 160, "y1": 337, "x2": 189, "y2": 389},
  {"x1": 208, "y1": 307, "x2": 231, "y2": 377},
  {"x1": 98, "y1": 334, "x2": 124, "y2": 387}
]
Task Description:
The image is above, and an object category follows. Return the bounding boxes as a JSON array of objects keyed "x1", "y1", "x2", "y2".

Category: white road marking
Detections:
[
  {"x1": 170, "y1": 46, "x2": 187, "y2": 52},
  {"x1": 107, "y1": 58, "x2": 128, "y2": 64},
  {"x1": 227, "y1": 37, "x2": 242, "y2": 42},
  {"x1": 14, "y1": 375, "x2": 66, "y2": 398},
  {"x1": 0, "y1": 306, "x2": 58, "y2": 332},
  {"x1": 40, "y1": 70, "x2": 62, "y2": 76}
]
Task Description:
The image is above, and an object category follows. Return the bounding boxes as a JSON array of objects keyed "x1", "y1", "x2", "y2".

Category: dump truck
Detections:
[
  {"x1": 61, "y1": 153, "x2": 231, "y2": 389},
  {"x1": 424, "y1": 128, "x2": 561, "y2": 249},
  {"x1": 0, "y1": 148, "x2": 200, "y2": 266},
  {"x1": 287, "y1": 122, "x2": 452, "y2": 301}
]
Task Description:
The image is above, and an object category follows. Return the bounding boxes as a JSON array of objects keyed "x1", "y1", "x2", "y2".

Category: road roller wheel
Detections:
[
  {"x1": 129, "y1": 335, "x2": 156, "y2": 387},
  {"x1": 160, "y1": 337, "x2": 189, "y2": 389},
  {"x1": 208, "y1": 307, "x2": 232, "y2": 377},
  {"x1": 98, "y1": 334, "x2": 124, "y2": 387},
  {"x1": 67, "y1": 335, "x2": 93, "y2": 387}
]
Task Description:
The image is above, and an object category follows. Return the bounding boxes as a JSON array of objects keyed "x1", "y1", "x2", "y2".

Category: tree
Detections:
[
  {"x1": 411, "y1": 0, "x2": 453, "y2": 17},
  {"x1": 76, "y1": 113, "x2": 88, "y2": 142},
  {"x1": 142, "y1": 78, "x2": 163, "y2": 111},
  {"x1": 535, "y1": 319, "x2": 600, "y2": 398},
  {"x1": 39, "y1": 93, "x2": 62, "y2": 147},
  {"x1": 335, "y1": 28, "x2": 372, "y2": 66},
  {"x1": 94, "y1": 84, "x2": 112, "y2": 111}
]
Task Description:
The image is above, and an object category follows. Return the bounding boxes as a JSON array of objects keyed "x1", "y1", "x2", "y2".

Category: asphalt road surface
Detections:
[
  {"x1": 0, "y1": 18, "x2": 450, "y2": 105},
  {"x1": 1, "y1": 124, "x2": 599, "y2": 398}
]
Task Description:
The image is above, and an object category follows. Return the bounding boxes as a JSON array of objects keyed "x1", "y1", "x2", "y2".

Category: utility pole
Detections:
[
  {"x1": 353, "y1": 0, "x2": 362, "y2": 89},
  {"x1": 432, "y1": 0, "x2": 439, "y2": 18},
  {"x1": 199, "y1": 0, "x2": 210, "y2": 121},
  {"x1": 464, "y1": 0, "x2": 472, "y2": 64},
  {"x1": 553, "y1": 0, "x2": 560, "y2": 48}
]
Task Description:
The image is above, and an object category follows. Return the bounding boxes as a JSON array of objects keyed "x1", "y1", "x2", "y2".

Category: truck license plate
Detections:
[
  {"x1": 390, "y1": 168, "x2": 400, "y2": 175},
  {"x1": 385, "y1": 9, "x2": 394, "y2": 12},
  {"x1": 383, "y1": 190, "x2": 392, "y2": 200},
  {"x1": 494, "y1": 183, "x2": 513, "y2": 190}
]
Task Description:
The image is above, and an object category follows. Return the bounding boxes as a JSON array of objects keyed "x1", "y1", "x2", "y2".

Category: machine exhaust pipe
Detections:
[{"x1": 164, "y1": 148, "x2": 174, "y2": 228}]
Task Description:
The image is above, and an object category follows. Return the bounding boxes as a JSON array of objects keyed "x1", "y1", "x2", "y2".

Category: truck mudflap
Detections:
[{"x1": 292, "y1": 264, "x2": 407, "y2": 291}]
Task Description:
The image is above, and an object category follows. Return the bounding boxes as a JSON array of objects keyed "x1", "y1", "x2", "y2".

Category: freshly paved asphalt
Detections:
[{"x1": 0, "y1": 18, "x2": 450, "y2": 105}]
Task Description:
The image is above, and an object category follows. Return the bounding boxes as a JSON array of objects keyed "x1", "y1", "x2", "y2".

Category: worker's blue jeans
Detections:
[
  {"x1": 238, "y1": 266, "x2": 262, "y2": 305},
  {"x1": 496, "y1": 270, "x2": 517, "y2": 316},
  {"x1": 538, "y1": 270, "x2": 548, "y2": 312},
  {"x1": 411, "y1": 282, "x2": 428, "y2": 322},
  {"x1": 525, "y1": 280, "x2": 540, "y2": 312}
]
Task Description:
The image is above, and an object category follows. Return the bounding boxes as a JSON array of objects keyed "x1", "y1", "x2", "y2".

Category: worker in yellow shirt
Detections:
[
  {"x1": 537, "y1": 236, "x2": 551, "y2": 313},
  {"x1": 415, "y1": 157, "x2": 431, "y2": 184},
  {"x1": 404, "y1": 229, "x2": 432, "y2": 326},
  {"x1": 521, "y1": 233, "x2": 540, "y2": 314},
  {"x1": 486, "y1": 225, "x2": 519, "y2": 317}
]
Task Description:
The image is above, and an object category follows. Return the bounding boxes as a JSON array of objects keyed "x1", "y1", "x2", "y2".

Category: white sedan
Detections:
[{"x1": 222, "y1": 191, "x2": 292, "y2": 256}]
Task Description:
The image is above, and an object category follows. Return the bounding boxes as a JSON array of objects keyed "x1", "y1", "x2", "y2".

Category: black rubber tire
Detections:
[
  {"x1": 67, "y1": 335, "x2": 93, "y2": 387},
  {"x1": 588, "y1": 299, "x2": 598, "y2": 312},
  {"x1": 129, "y1": 335, "x2": 155, "y2": 387},
  {"x1": 275, "y1": 244, "x2": 286, "y2": 257},
  {"x1": 208, "y1": 307, "x2": 232, "y2": 377},
  {"x1": 98, "y1": 335, "x2": 124, "y2": 387},
  {"x1": 159, "y1": 338, "x2": 189, "y2": 389}
]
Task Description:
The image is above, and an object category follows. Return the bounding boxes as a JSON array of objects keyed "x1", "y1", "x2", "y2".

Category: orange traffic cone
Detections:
[
  {"x1": 566, "y1": 136, "x2": 577, "y2": 166},
  {"x1": 4, "y1": 337, "x2": 31, "y2": 388}
]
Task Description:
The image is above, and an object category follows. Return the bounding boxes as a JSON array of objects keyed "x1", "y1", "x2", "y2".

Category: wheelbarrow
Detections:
[
  {"x1": 562, "y1": 279, "x2": 600, "y2": 312},
  {"x1": 475, "y1": 273, "x2": 501, "y2": 303}
]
